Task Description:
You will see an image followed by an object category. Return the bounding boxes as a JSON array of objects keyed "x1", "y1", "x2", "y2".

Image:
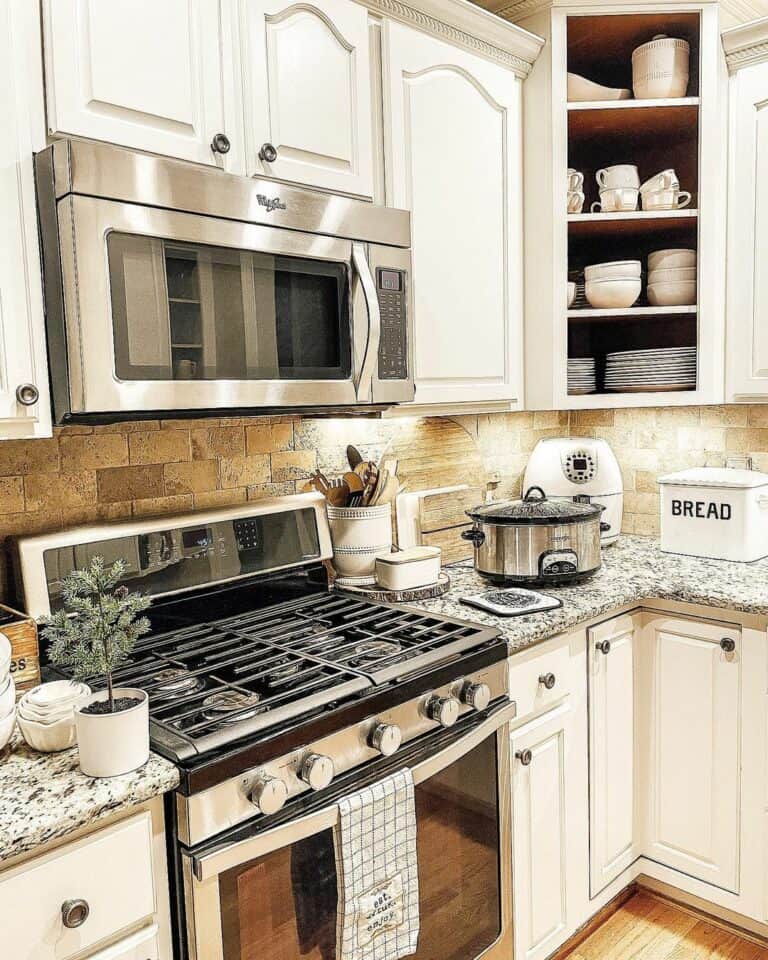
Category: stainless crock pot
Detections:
[{"x1": 461, "y1": 486, "x2": 605, "y2": 585}]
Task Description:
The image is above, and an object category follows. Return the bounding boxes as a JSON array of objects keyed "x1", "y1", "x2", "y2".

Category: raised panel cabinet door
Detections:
[
  {"x1": 726, "y1": 61, "x2": 768, "y2": 400},
  {"x1": 588, "y1": 615, "x2": 638, "y2": 897},
  {"x1": 383, "y1": 20, "x2": 523, "y2": 407},
  {"x1": 43, "y1": 0, "x2": 230, "y2": 167},
  {"x1": 638, "y1": 615, "x2": 741, "y2": 893},
  {"x1": 0, "y1": 0, "x2": 52, "y2": 438},
  {"x1": 242, "y1": 0, "x2": 374, "y2": 196},
  {"x1": 511, "y1": 703, "x2": 572, "y2": 960}
]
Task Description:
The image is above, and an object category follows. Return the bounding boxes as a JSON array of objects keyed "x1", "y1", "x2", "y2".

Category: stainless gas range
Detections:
[{"x1": 14, "y1": 493, "x2": 515, "y2": 960}]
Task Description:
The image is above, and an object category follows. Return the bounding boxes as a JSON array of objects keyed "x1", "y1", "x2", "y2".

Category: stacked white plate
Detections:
[
  {"x1": 0, "y1": 633, "x2": 16, "y2": 750},
  {"x1": 604, "y1": 347, "x2": 696, "y2": 393},
  {"x1": 17, "y1": 680, "x2": 91, "y2": 752},
  {"x1": 568, "y1": 358, "x2": 597, "y2": 394}
]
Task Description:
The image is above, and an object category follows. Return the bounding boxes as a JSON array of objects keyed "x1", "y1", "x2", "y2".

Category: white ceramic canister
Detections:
[
  {"x1": 375, "y1": 546, "x2": 442, "y2": 591},
  {"x1": 632, "y1": 35, "x2": 689, "y2": 99},
  {"x1": 74, "y1": 687, "x2": 149, "y2": 777},
  {"x1": 327, "y1": 503, "x2": 393, "y2": 583}
]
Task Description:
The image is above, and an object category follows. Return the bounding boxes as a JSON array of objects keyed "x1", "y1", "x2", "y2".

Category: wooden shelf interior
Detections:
[
  {"x1": 568, "y1": 218, "x2": 697, "y2": 267},
  {"x1": 567, "y1": 12, "x2": 700, "y2": 98}
]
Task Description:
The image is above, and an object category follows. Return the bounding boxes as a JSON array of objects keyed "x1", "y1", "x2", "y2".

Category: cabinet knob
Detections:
[
  {"x1": 251, "y1": 774, "x2": 288, "y2": 815},
  {"x1": 516, "y1": 749, "x2": 533, "y2": 766},
  {"x1": 539, "y1": 672, "x2": 556, "y2": 690},
  {"x1": 259, "y1": 142, "x2": 278, "y2": 163},
  {"x1": 16, "y1": 383, "x2": 39, "y2": 406},
  {"x1": 210, "y1": 133, "x2": 231, "y2": 154},
  {"x1": 595, "y1": 639, "x2": 611, "y2": 655},
  {"x1": 300, "y1": 753, "x2": 334, "y2": 791},
  {"x1": 61, "y1": 898, "x2": 90, "y2": 929},
  {"x1": 720, "y1": 638, "x2": 736, "y2": 654},
  {"x1": 368, "y1": 722, "x2": 402, "y2": 757}
]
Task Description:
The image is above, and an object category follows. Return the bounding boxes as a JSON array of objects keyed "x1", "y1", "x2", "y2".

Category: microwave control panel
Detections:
[{"x1": 376, "y1": 268, "x2": 408, "y2": 380}]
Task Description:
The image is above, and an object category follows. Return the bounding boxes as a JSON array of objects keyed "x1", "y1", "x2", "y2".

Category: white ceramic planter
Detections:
[
  {"x1": 74, "y1": 687, "x2": 149, "y2": 778},
  {"x1": 327, "y1": 504, "x2": 393, "y2": 583}
]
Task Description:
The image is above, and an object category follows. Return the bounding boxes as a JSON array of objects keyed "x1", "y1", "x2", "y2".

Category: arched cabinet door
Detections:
[
  {"x1": 383, "y1": 20, "x2": 524, "y2": 408},
  {"x1": 241, "y1": 0, "x2": 374, "y2": 197}
]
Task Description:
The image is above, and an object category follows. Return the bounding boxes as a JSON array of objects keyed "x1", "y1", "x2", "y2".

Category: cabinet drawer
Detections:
[
  {"x1": 0, "y1": 812, "x2": 156, "y2": 960},
  {"x1": 87, "y1": 925, "x2": 160, "y2": 960},
  {"x1": 509, "y1": 637, "x2": 571, "y2": 724}
]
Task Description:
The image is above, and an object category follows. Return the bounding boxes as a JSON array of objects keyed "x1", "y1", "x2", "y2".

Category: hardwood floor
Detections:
[{"x1": 560, "y1": 893, "x2": 768, "y2": 960}]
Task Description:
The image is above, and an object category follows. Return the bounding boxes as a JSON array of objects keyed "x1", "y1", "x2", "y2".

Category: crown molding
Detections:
[
  {"x1": 488, "y1": 0, "x2": 718, "y2": 24},
  {"x1": 360, "y1": 0, "x2": 544, "y2": 75},
  {"x1": 722, "y1": 15, "x2": 768, "y2": 68}
]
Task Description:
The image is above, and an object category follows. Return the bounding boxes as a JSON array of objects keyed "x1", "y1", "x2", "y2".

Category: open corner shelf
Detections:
[
  {"x1": 568, "y1": 305, "x2": 697, "y2": 320},
  {"x1": 567, "y1": 97, "x2": 699, "y2": 112}
]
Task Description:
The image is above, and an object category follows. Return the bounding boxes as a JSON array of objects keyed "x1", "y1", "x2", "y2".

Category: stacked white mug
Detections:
[
  {"x1": 591, "y1": 165, "x2": 640, "y2": 212},
  {"x1": 640, "y1": 169, "x2": 691, "y2": 211},
  {"x1": 567, "y1": 168, "x2": 584, "y2": 213}
]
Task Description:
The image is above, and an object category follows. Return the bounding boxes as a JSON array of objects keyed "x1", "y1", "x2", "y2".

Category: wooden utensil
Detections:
[
  {"x1": 343, "y1": 471, "x2": 365, "y2": 506},
  {"x1": 347, "y1": 445, "x2": 363, "y2": 469},
  {"x1": 325, "y1": 479, "x2": 350, "y2": 507}
]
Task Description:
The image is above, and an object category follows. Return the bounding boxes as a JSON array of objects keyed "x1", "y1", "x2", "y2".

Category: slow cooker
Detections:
[{"x1": 461, "y1": 486, "x2": 604, "y2": 585}]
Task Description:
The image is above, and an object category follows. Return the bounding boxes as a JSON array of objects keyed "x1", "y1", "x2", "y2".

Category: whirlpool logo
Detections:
[{"x1": 257, "y1": 194, "x2": 287, "y2": 212}]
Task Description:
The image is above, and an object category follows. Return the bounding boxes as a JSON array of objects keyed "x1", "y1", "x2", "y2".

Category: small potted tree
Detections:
[{"x1": 40, "y1": 556, "x2": 152, "y2": 777}]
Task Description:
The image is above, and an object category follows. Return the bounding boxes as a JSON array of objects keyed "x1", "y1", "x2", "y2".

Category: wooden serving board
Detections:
[
  {"x1": 0, "y1": 602, "x2": 40, "y2": 696},
  {"x1": 334, "y1": 572, "x2": 451, "y2": 603}
]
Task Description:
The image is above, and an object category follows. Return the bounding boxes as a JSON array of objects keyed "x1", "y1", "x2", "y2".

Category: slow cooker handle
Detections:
[
  {"x1": 523, "y1": 486, "x2": 547, "y2": 502},
  {"x1": 461, "y1": 527, "x2": 486, "y2": 547}
]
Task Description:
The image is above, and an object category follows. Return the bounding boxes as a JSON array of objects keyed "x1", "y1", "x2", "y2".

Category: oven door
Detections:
[
  {"x1": 55, "y1": 195, "x2": 389, "y2": 415},
  {"x1": 181, "y1": 703, "x2": 514, "y2": 960}
]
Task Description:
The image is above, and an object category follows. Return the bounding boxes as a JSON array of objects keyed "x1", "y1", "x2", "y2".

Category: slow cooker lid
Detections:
[{"x1": 466, "y1": 486, "x2": 603, "y2": 526}]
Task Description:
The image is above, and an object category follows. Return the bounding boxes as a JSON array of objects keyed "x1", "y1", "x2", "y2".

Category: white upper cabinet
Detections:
[
  {"x1": 241, "y1": 0, "x2": 374, "y2": 196},
  {"x1": 0, "y1": 0, "x2": 51, "y2": 439},
  {"x1": 42, "y1": 0, "x2": 232, "y2": 168},
  {"x1": 723, "y1": 21, "x2": 768, "y2": 401},
  {"x1": 382, "y1": 20, "x2": 527, "y2": 409}
]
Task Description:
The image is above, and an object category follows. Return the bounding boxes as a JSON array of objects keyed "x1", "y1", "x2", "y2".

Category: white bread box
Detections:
[{"x1": 658, "y1": 467, "x2": 768, "y2": 561}]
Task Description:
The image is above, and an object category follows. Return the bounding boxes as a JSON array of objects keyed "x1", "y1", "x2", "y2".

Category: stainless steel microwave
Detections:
[{"x1": 35, "y1": 139, "x2": 413, "y2": 422}]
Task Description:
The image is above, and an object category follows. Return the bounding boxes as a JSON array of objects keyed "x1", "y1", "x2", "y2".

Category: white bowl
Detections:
[
  {"x1": 26, "y1": 680, "x2": 89, "y2": 708},
  {"x1": 585, "y1": 260, "x2": 642, "y2": 281},
  {"x1": 0, "y1": 676, "x2": 15, "y2": 718},
  {"x1": 567, "y1": 282, "x2": 576, "y2": 307},
  {"x1": 649, "y1": 266, "x2": 697, "y2": 283},
  {"x1": 647, "y1": 280, "x2": 697, "y2": 306},
  {"x1": 17, "y1": 711, "x2": 77, "y2": 753},
  {"x1": 648, "y1": 248, "x2": 696, "y2": 270},
  {"x1": 0, "y1": 708, "x2": 15, "y2": 751},
  {"x1": 632, "y1": 36, "x2": 689, "y2": 99},
  {"x1": 585, "y1": 277, "x2": 641, "y2": 309},
  {"x1": 567, "y1": 72, "x2": 631, "y2": 102}
]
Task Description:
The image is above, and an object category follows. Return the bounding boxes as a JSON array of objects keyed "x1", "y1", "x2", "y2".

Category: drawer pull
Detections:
[
  {"x1": 720, "y1": 638, "x2": 736, "y2": 654},
  {"x1": 538, "y1": 672, "x2": 556, "y2": 690},
  {"x1": 61, "y1": 898, "x2": 90, "y2": 929},
  {"x1": 595, "y1": 639, "x2": 611, "y2": 655},
  {"x1": 516, "y1": 749, "x2": 533, "y2": 766}
]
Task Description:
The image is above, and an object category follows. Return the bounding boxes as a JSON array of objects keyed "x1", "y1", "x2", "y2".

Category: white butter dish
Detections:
[{"x1": 375, "y1": 547, "x2": 442, "y2": 591}]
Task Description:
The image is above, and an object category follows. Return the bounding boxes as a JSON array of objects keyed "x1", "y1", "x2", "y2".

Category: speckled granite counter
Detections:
[
  {"x1": 412, "y1": 535, "x2": 768, "y2": 652},
  {"x1": 0, "y1": 733, "x2": 179, "y2": 863}
]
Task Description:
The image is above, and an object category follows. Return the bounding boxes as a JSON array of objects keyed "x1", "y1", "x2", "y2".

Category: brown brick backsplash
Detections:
[{"x1": 5, "y1": 405, "x2": 768, "y2": 602}]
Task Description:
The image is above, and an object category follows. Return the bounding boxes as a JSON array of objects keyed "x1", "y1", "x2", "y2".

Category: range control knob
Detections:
[
  {"x1": 251, "y1": 775, "x2": 288, "y2": 815},
  {"x1": 369, "y1": 722, "x2": 402, "y2": 756},
  {"x1": 461, "y1": 681, "x2": 491, "y2": 711},
  {"x1": 300, "y1": 753, "x2": 335, "y2": 791},
  {"x1": 426, "y1": 695, "x2": 460, "y2": 728}
]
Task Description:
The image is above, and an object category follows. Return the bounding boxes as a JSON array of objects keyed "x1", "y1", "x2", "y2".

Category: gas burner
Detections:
[
  {"x1": 352, "y1": 640, "x2": 403, "y2": 665},
  {"x1": 266, "y1": 660, "x2": 301, "y2": 682},
  {"x1": 201, "y1": 690, "x2": 265, "y2": 723},
  {"x1": 151, "y1": 667, "x2": 205, "y2": 698}
]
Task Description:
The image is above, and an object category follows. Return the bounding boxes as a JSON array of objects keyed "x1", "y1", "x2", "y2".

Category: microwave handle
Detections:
[
  {"x1": 190, "y1": 699, "x2": 516, "y2": 882},
  {"x1": 352, "y1": 242, "x2": 381, "y2": 402}
]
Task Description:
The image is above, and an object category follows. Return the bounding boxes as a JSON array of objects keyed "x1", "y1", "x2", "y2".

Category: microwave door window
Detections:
[{"x1": 108, "y1": 233, "x2": 352, "y2": 383}]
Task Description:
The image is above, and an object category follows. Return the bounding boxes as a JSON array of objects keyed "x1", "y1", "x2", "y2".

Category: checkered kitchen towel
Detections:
[{"x1": 335, "y1": 768, "x2": 420, "y2": 960}]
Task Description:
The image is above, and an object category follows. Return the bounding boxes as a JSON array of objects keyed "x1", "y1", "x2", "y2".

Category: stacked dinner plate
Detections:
[
  {"x1": 568, "y1": 358, "x2": 597, "y2": 394},
  {"x1": 604, "y1": 347, "x2": 696, "y2": 393}
]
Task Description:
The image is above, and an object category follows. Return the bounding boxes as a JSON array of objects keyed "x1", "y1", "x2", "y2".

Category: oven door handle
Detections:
[
  {"x1": 352, "y1": 241, "x2": 381, "y2": 403},
  {"x1": 189, "y1": 699, "x2": 516, "y2": 882}
]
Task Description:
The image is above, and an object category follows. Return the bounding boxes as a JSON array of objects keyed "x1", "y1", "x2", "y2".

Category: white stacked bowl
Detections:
[
  {"x1": 17, "y1": 680, "x2": 91, "y2": 752},
  {"x1": 632, "y1": 35, "x2": 689, "y2": 99},
  {"x1": 647, "y1": 249, "x2": 697, "y2": 306},
  {"x1": 0, "y1": 633, "x2": 15, "y2": 750},
  {"x1": 585, "y1": 260, "x2": 642, "y2": 309}
]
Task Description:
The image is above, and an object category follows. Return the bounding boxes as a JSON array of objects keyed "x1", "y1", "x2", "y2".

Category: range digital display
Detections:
[{"x1": 379, "y1": 270, "x2": 402, "y2": 291}]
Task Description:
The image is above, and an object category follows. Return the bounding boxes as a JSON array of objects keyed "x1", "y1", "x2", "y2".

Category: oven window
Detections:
[
  {"x1": 107, "y1": 233, "x2": 352, "y2": 382},
  {"x1": 217, "y1": 735, "x2": 501, "y2": 960}
]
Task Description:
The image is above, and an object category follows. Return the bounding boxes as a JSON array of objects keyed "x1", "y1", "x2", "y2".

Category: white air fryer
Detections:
[{"x1": 524, "y1": 438, "x2": 623, "y2": 545}]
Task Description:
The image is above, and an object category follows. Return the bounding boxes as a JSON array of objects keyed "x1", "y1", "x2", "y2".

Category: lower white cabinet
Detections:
[
  {"x1": 588, "y1": 615, "x2": 638, "y2": 897},
  {"x1": 511, "y1": 701, "x2": 577, "y2": 960},
  {"x1": 86, "y1": 926, "x2": 160, "y2": 960},
  {"x1": 637, "y1": 613, "x2": 741, "y2": 894}
]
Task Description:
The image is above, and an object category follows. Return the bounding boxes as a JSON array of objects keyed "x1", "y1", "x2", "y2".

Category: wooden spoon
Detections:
[
  {"x1": 343, "y1": 471, "x2": 365, "y2": 506},
  {"x1": 347, "y1": 445, "x2": 363, "y2": 470}
]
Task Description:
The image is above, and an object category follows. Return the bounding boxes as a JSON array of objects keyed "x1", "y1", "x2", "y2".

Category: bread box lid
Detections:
[
  {"x1": 376, "y1": 546, "x2": 441, "y2": 566},
  {"x1": 657, "y1": 467, "x2": 768, "y2": 489}
]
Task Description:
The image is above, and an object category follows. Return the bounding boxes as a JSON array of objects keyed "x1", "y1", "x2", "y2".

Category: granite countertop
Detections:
[
  {"x1": 0, "y1": 733, "x2": 179, "y2": 864},
  {"x1": 412, "y1": 535, "x2": 768, "y2": 652}
]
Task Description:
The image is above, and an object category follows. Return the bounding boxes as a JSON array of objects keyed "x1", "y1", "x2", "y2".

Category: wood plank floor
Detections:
[{"x1": 564, "y1": 893, "x2": 768, "y2": 960}]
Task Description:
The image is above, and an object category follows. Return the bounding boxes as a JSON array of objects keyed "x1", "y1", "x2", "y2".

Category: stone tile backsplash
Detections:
[{"x1": 2, "y1": 404, "x2": 768, "y2": 598}]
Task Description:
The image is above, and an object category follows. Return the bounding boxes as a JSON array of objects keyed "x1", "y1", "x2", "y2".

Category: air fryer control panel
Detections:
[
  {"x1": 561, "y1": 446, "x2": 597, "y2": 484},
  {"x1": 376, "y1": 268, "x2": 408, "y2": 380}
]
